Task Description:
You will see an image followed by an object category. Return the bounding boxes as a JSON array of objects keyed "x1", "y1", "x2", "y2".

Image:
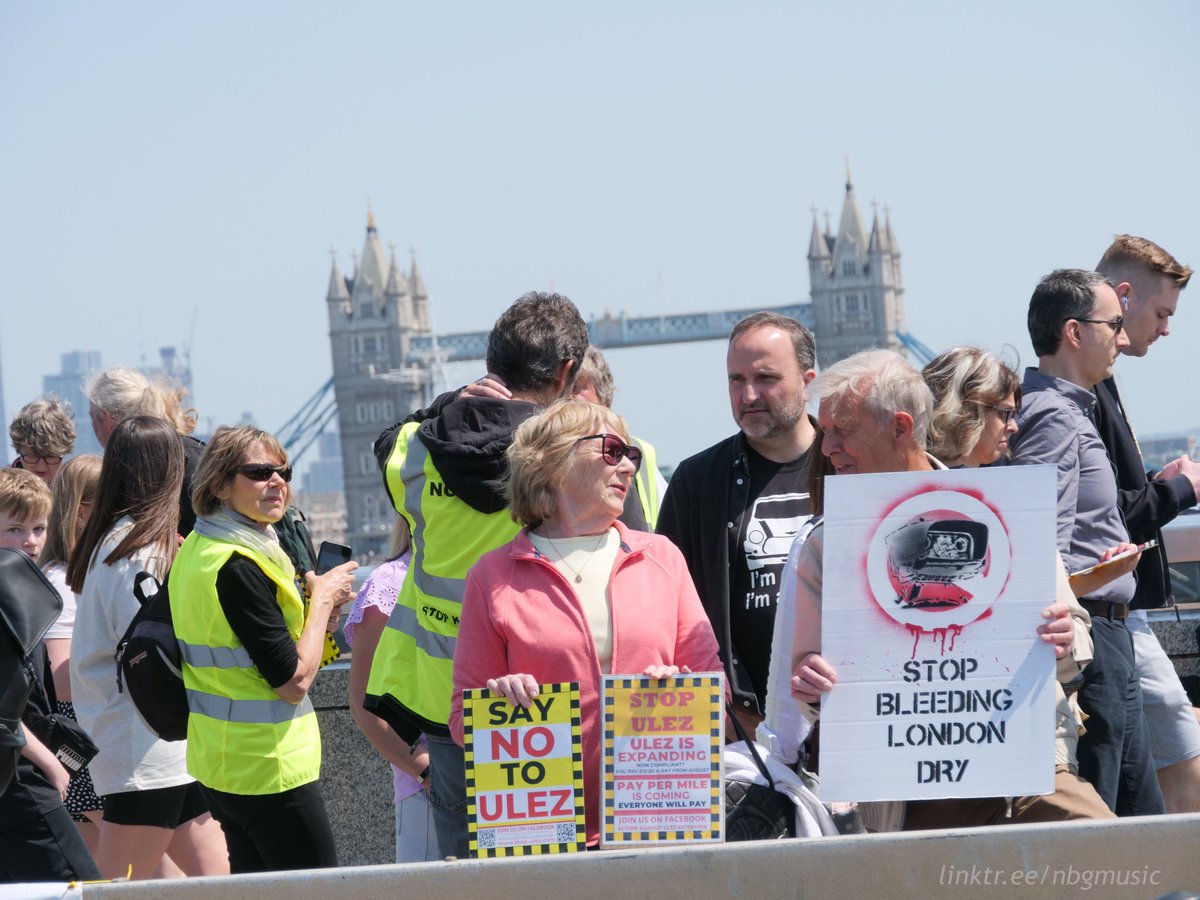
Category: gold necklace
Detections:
[{"x1": 541, "y1": 532, "x2": 607, "y2": 583}]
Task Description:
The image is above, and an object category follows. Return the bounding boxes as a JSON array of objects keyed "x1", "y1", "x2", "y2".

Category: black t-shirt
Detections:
[
  {"x1": 215, "y1": 554, "x2": 300, "y2": 689},
  {"x1": 728, "y1": 443, "x2": 812, "y2": 709}
]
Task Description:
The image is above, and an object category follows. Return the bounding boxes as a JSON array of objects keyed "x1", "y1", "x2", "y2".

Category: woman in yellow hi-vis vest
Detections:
[{"x1": 171, "y1": 426, "x2": 357, "y2": 873}]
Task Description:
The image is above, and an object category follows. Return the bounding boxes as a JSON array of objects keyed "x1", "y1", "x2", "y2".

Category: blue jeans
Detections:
[
  {"x1": 426, "y1": 734, "x2": 469, "y2": 858},
  {"x1": 1075, "y1": 615, "x2": 1165, "y2": 816}
]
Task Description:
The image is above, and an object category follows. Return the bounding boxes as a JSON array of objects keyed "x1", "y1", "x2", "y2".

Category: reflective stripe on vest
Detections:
[
  {"x1": 389, "y1": 600, "x2": 456, "y2": 662},
  {"x1": 187, "y1": 689, "x2": 314, "y2": 725},
  {"x1": 178, "y1": 640, "x2": 254, "y2": 670},
  {"x1": 401, "y1": 436, "x2": 467, "y2": 606},
  {"x1": 170, "y1": 533, "x2": 321, "y2": 794}
]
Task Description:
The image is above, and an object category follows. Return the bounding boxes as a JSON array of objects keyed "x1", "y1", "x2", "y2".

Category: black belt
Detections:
[{"x1": 1080, "y1": 598, "x2": 1129, "y2": 621}]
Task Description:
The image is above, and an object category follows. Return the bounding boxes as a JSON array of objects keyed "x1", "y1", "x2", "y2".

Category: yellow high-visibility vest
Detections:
[
  {"x1": 366, "y1": 422, "x2": 520, "y2": 734},
  {"x1": 170, "y1": 533, "x2": 319, "y2": 795}
]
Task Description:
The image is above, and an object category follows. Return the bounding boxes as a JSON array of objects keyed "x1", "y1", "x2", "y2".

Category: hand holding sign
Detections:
[
  {"x1": 486, "y1": 673, "x2": 541, "y2": 708},
  {"x1": 642, "y1": 664, "x2": 690, "y2": 679},
  {"x1": 1037, "y1": 602, "x2": 1074, "y2": 659},
  {"x1": 790, "y1": 652, "x2": 838, "y2": 704}
]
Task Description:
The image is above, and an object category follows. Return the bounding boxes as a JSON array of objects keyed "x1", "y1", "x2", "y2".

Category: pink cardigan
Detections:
[{"x1": 450, "y1": 522, "x2": 722, "y2": 846}]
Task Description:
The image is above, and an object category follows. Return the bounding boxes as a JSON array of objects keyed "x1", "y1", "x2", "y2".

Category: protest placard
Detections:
[
  {"x1": 817, "y1": 466, "x2": 1058, "y2": 802},
  {"x1": 463, "y1": 682, "x2": 586, "y2": 857},
  {"x1": 600, "y1": 673, "x2": 723, "y2": 846}
]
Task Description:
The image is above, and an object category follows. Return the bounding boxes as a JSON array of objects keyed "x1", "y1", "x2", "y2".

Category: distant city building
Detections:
[
  {"x1": 302, "y1": 430, "x2": 345, "y2": 494},
  {"x1": 808, "y1": 170, "x2": 907, "y2": 368},
  {"x1": 293, "y1": 491, "x2": 348, "y2": 552},
  {"x1": 326, "y1": 211, "x2": 433, "y2": 561},
  {"x1": 43, "y1": 350, "x2": 103, "y2": 456},
  {"x1": 1141, "y1": 434, "x2": 1194, "y2": 469}
]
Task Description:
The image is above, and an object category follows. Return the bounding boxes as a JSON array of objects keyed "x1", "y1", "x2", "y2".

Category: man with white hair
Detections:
[{"x1": 789, "y1": 349, "x2": 1092, "y2": 827}]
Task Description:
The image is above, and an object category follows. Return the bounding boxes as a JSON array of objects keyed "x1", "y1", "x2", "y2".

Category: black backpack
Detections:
[
  {"x1": 115, "y1": 571, "x2": 188, "y2": 741},
  {"x1": 0, "y1": 549, "x2": 63, "y2": 792}
]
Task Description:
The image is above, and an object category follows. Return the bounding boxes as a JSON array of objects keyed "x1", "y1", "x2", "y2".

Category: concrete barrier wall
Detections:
[
  {"x1": 84, "y1": 813, "x2": 1200, "y2": 900},
  {"x1": 306, "y1": 666, "x2": 396, "y2": 866},
  {"x1": 311, "y1": 612, "x2": 1200, "y2": 868}
]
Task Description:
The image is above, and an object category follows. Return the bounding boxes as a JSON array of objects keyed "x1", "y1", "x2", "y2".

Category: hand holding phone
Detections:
[{"x1": 315, "y1": 541, "x2": 353, "y2": 575}]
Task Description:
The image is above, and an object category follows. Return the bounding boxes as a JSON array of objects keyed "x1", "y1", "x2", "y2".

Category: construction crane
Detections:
[{"x1": 276, "y1": 377, "x2": 336, "y2": 465}]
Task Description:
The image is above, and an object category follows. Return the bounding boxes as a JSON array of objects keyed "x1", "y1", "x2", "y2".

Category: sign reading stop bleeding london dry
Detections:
[
  {"x1": 818, "y1": 466, "x2": 1058, "y2": 802},
  {"x1": 462, "y1": 682, "x2": 586, "y2": 857},
  {"x1": 600, "y1": 674, "x2": 723, "y2": 846}
]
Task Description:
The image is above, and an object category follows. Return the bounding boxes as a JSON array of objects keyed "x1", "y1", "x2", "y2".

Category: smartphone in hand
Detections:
[
  {"x1": 1069, "y1": 539, "x2": 1157, "y2": 578},
  {"x1": 315, "y1": 540, "x2": 353, "y2": 575}
]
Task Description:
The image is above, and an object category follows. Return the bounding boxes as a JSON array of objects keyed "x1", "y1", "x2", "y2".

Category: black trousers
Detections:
[
  {"x1": 201, "y1": 781, "x2": 337, "y2": 874},
  {"x1": 1075, "y1": 615, "x2": 1165, "y2": 816},
  {"x1": 0, "y1": 792, "x2": 101, "y2": 883}
]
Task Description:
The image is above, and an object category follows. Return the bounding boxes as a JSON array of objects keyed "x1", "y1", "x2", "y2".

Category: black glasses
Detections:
[
  {"x1": 19, "y1": 453, "x2": 63, "y2": 466},
  {"x1": 237, "y1": 463, "x2": 293, "y2": 483},
  {"x1": 576, "y1": 434, "x2": 643, "y2": 472},
  {"x1": 1072, "y1": 316, "x2": 1124, "y2": 334},
  {"x1": 985, "y1": 405, "x2": 1018, "y2": 425}
]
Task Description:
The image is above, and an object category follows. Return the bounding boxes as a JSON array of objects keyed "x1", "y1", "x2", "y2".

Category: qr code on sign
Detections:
[
  {"x1": 478, "y1": 829, "x2": 497, "y2": 850},
  {"x1": 555, "y1": 822, "x2": 576, "y2": 843}
]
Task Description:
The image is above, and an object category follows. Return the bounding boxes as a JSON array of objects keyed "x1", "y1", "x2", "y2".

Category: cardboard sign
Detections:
[
  {"x1": 817, "y1": 466, "x2": 1058, "y2": 802},
  {"x1": 600, "y1": 674, "x2": 723, "y2": 845},
  {"x1": 463, "y1": 682, "x2": 586, "y2": 857}
]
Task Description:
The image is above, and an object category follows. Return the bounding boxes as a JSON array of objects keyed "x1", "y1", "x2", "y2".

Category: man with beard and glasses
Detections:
[{"x1": 657, "y1": 312, "x2": 818, "y2": 733}]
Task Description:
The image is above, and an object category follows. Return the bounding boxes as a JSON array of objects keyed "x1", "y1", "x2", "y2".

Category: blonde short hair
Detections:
[
  {"x1": 923, "y1": 347, "x2": 1021, "y2": 464},
  {"x1": 506, "y1": 399, "x2": 630, "y2": 528},
  {"x1": 192, "y1": 426, "x2": 290, "y2": 517},
  {"x1": 1097, "y1": 235, "x2": 1192, "y2": 289},
  {"x1": 0, "y1": 467, "x2": 52, "y2": 522}
]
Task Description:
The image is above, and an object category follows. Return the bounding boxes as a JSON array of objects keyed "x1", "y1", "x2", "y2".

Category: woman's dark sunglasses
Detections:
[
  {"x1": 576, "y1": 434, "x2": 643, "y2": 472},
  {"x1": 237, "y1": 463, "x2": 293, "y2": 483}
]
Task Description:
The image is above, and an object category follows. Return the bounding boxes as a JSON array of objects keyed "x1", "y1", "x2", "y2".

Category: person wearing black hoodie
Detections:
[{"x1": 364, "y1": 292, "x2": 588, "y2": 858}]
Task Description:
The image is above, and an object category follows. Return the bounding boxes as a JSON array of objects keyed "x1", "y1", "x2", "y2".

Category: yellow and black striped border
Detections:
[
  {"x1": 600, "y1": 673, "x2": 724, "y2": 845},
  {"x1": 464, "y1": 682, "x2": 587, "y2": 858}
]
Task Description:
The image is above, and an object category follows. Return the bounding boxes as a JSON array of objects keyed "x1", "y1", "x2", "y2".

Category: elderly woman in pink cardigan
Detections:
[{"x1": 450, "y1": 399, "x2": 722, "y2": 847}]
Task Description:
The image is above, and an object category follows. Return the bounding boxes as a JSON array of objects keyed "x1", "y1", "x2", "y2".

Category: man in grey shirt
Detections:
[{"x1": 1010, "y1": 268, "x2": 1165, "y2": 816}]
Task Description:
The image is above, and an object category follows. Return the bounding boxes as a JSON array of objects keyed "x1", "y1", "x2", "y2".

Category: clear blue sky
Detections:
[{"x1": 2, "y1": 2, "x2": 1197, "y2": 468}]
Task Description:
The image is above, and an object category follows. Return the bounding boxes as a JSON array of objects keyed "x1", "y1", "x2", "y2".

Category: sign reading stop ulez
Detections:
[{"x1": 600, "y1": 674, "x2": 723, "y2": 846}]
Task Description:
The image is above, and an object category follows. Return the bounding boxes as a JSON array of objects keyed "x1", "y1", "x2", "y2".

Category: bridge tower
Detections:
[
  {"x1": 326, "y1": 211, "x2": 432, "y2": 560},
  {"x1": 808, "y1": 168, "x2": 906, "y2": 368}
]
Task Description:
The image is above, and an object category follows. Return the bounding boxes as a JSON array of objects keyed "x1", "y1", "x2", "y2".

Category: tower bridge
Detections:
[{"x1": 320, "y1": 176, "x2": 920, "y2": 559}]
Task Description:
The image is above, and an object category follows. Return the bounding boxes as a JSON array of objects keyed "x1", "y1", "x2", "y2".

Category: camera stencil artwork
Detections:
[{"x1": 866, "y1": 490, "x2": 1012, "y2": 647}]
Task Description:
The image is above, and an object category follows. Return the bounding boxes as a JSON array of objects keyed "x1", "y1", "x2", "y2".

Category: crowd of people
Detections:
[{"x1": 0, "y1": 233, "x2": 1196, "y2": 882}]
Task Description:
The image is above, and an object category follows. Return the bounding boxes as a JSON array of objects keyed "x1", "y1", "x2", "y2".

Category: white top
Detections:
[
  {"x1": 529, "y1": 528, "x2": 619, "y2": 673},
  {"x1": 43, "y1": 563, "x2": 76, "y2": 640},
  {"x1": 70, "y1": 517, "x2": 192, "y2": 797}
]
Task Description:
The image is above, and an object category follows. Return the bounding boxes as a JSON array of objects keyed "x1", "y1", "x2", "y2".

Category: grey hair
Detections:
[
  {"x1": 576, "y1": 346, "x2": 616, "y2": 408},
  {"x1": 86, "y1": 367, "x2": 197, "y2": 435},
  {"x1": 812, "y1": 349, "x2": 933, "y2": 449}
]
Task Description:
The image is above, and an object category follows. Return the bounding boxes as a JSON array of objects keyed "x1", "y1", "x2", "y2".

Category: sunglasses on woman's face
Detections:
[
  {"x1": 576, "y1": 434, "x2": 643, "y2": 472},
  {"x1": 237, "y1": 463, "x2": 293, "y2": 483}
]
